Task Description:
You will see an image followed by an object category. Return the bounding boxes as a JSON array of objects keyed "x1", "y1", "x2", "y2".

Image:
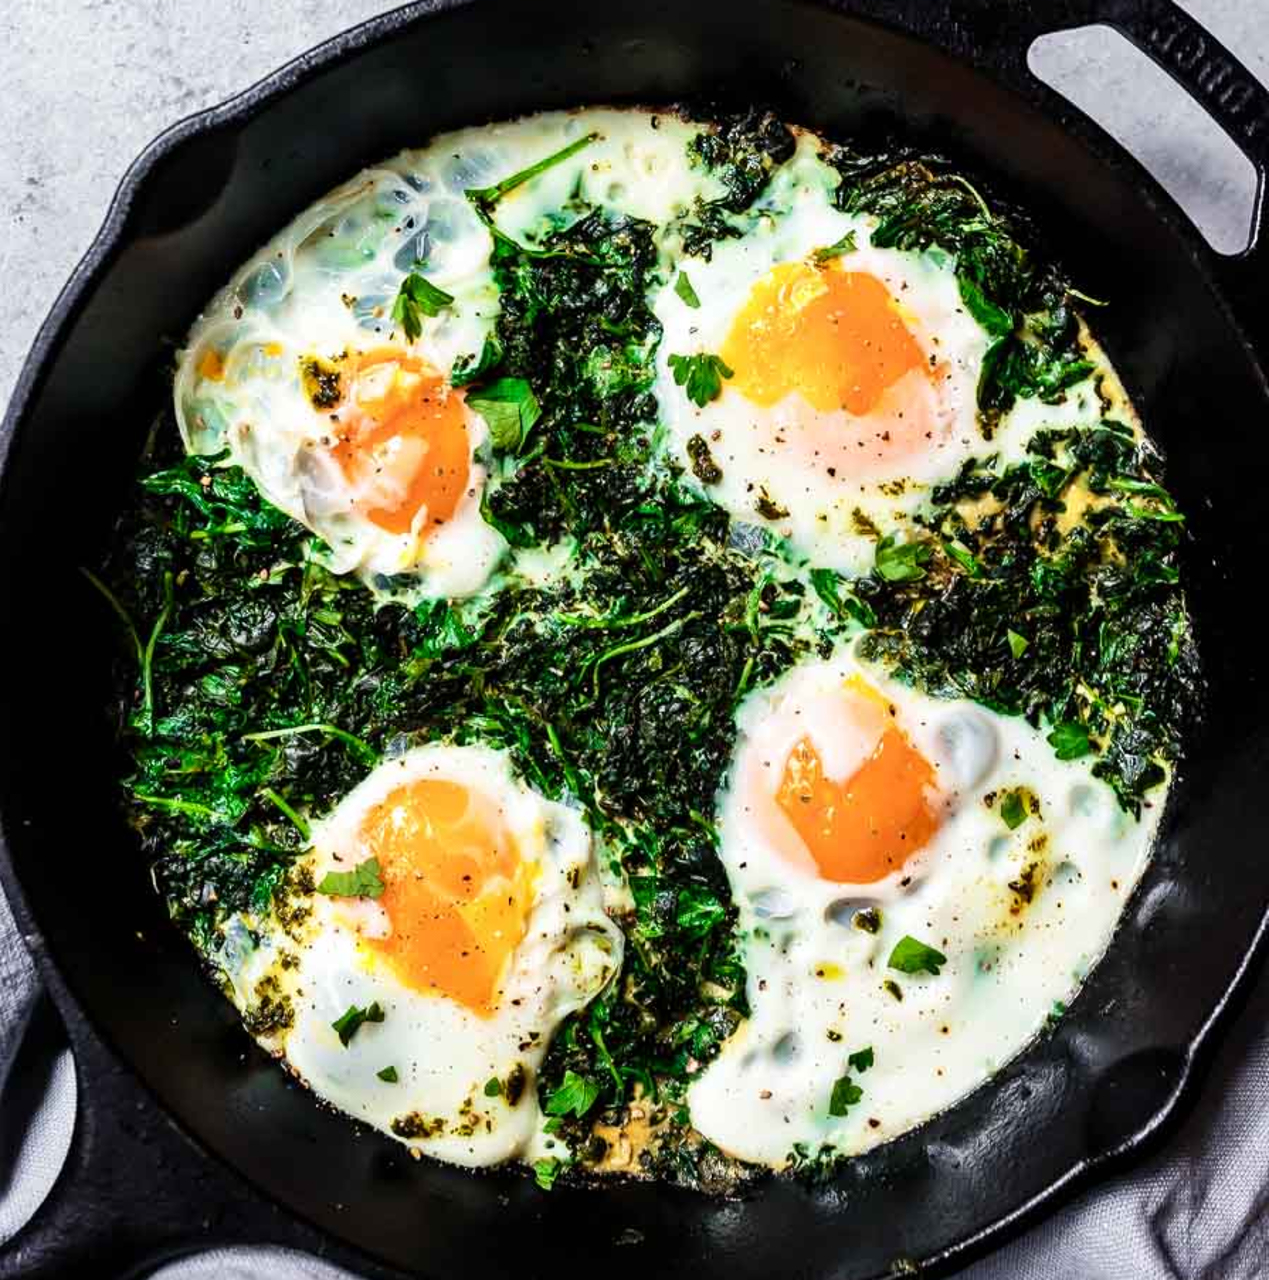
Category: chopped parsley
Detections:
[
  {"x1": 674, "y1": 271, "x2": 701, "y2": 308},
  {"x1": 1048, "y1": 720, "x2": 1093, "y2": 761},
  {"x1": 377, "y1": 1065, "x2": 399, "y2": 1083},
  {"x1": 874, "y1": 535, "x2": 931, "y2": 583},
  {"x1": 466, "y1": 377, "x2": 541, "y2": 452},
  {"x1": 999, "y1": 790, "x2": 1028, "y2": 830},
  {"x1": 332, "y1": 1001, "x2": 385, "y2": 1047},
  {"x1": 391, "y1": 270, "x2": 454, "y2": 342},
  {"x1": 828, "y1": 1073, "x2": 863, "y2": 1117},
  {"x1": 544, "y1": 1069, "x2": 601, "y2": 1119},
  {"x1": 813, "y1": 229, "x2": 858, "y2": 261},
  {"x1": 316, "y1": 856, "x2": 384, "y2": 899},
  {"x1": 888, "y1": 936, "x2": 947, "y2": 977},
  {"x1": 668, "y1": 352, "x2": 733, "y2": 408}
]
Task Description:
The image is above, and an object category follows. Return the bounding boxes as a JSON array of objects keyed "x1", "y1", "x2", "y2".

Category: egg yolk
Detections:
[
  {"x1": 329, "y1": 348, "x2": 470, "y2": 537},
  {"x1": 720, "y1": 261, "x2": 929, "y2": 416},
  {"x1": 776, "y1": 725, "x2": 939, "y2": 883},
  {"x1": 358, "y1": 778, "x2": 535, "y2": 1016}
]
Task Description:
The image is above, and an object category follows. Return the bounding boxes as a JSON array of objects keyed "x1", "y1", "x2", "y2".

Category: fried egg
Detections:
[
  {"x1": 687, "y1": 647, "x2": 1160, "y2": 1166},
  {"x1": 223, "y1": 744, "x2": 621, "y2": 1167},
  {"x1": 653, "y1": 135, "x2": 1110, "y2": 575},
  {"x1": 174, "y1": 109, "x2": 709, "y2": 599}
]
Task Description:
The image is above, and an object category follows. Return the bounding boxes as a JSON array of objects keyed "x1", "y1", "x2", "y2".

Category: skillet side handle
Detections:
[
  {"x1": 1097, "y1": 0, "x2": 1269, "y2": 345},
  {"x1": 0, "y1": 946, "x2": 330, "y2": 1280}
]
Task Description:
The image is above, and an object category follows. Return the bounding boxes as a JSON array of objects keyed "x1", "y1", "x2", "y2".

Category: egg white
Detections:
[
  {"x1": 174, "y1": 109, "x2": 712, "y2": 601},
  {"x1": 222, "y1": 743, "x2": 622, "y2": 1168},
  {"x1": 687, "y1": 645, "x2": 1160, "y2": 1167}
]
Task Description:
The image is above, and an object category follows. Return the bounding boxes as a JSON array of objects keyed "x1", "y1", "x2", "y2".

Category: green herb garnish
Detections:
[
  {"x1": 828, "y1": 1073, "x2": 863, "y2": 1117},
  {"x1": 668, "y1": 353, "x2": 733, "y2": 408},
  {"x1": 316, "y1": 856, "x2": 384, "y2": 899},
  {"x1": 392, "y1": 271, "x2": 454, "y2": 342},
  {"x1": 332, "y1": 1002, "x2": 384, "y2": 1047},
  {"x1": 1048, "y1": 721, "x2": 1093, "y2": 760},
  {"x1": 814, "y1": 230, "x2": 858, "y2": 261},
  {"x1": 544, "y1": 1070, "x2": 600, "y2": 1119},
  {"x1": 675, "y1": 271, "x2": 701, "y2": 308},
  {"x1": 888, "y1": 936, "x2": 947, "y2": 977},
  {"x1": 466, "y1": 377, "x2": 542, "y2": 452},
  {"x1": 999, "y1": 790, "x2": 1027, "y2": 831},
  {"x1": 874, "y1": 535, "x2": 931, "y2": 583}
]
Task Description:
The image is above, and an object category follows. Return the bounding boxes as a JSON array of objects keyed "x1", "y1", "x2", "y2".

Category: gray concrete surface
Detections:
[{"x1": 0, "y1": 0, "x2": 1266, "y2": 410}]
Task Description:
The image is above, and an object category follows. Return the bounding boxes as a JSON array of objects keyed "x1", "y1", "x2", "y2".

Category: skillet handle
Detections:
[
  {"x1": 0, "y1": 975, "x2": 335, "y2": 1280},
  {"x1": 1019, "y1": 0, "x2": 1269, "y2": 350}
]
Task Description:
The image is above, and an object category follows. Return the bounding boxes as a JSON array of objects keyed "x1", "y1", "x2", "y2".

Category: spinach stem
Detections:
[
  {"x1": 260, "y1": 787, "x2": 312, "y2": 842},
  {"x1": 133, "y1": 792, "x2": 218, "y2": 819},
  {"x1": 559, "y1": 584, "x2": 690, "y2": 631},
  {"x1": 80, "y1": 567, "x2": 143, "y2": 667},
  {"x1": 543, "y1": 456, "x2": 613, "y2": 471},
  {"x1": 466, "y1": 132, "x2": 598, "y2": 207},
  {"x1": 242, "y1": 722, "x2": 378, "y2": 763},
  {"x1": 591, "y1": 613, "x2": 699, "y2": 697},
  {"x1": 139, "y1": 573, "x2": 173, "y2": 733}
]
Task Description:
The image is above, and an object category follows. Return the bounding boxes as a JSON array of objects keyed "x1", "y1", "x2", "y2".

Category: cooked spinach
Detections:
[
  {"x1": 679, "y1": 108, "x2": 796, "y2": 259},
  {"x1": 856, "y1": 423, "x2": 1200, "y2": 813},
  {"x1": 100, "y1": 144, "x2": 824, "y2": 1187},
  {"x1": 97, "y1": 113, "x2": 1198, "y2": 1194},
  {"x1": 825, "y1": 146, "x2": 1092, "y2": 425}
]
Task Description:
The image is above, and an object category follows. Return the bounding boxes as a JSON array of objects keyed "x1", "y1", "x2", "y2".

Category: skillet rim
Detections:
[{"x1": 2, "y1": 0, "x2": 1268, "y2": 1275}]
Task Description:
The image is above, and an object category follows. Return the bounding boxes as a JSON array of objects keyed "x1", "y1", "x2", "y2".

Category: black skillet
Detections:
[{"x1": 2, "y1": 1, "x2": 1268, "y2": 1277}]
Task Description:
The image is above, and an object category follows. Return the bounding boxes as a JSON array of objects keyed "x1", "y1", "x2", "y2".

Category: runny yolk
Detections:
[
  {"x1": 720, "y1": 261, "x2": 929, "y2": 416},
  {"x1": 776, "y1": 728, "x2": 940, "y2": 883},
  {"x1": 329, "y1": 348, "x2": 470, "y2": 537},
  {"x1": 358, "y1": 778, "x2": 534, "y2": 1017}
]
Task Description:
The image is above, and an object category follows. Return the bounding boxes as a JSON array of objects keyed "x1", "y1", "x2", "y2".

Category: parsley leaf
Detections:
[
  {"x1": 1048, "y1": 720, "x2": 1093, "y2": 760},
  {"x1": 669, "y1": 352, "x2": 733, "y2": 408},
  {"x1": 874, "y1": 534, "x2": 931, "y2": 583},
  {"x1": 944, "y1": 539, "x2": 981, "y2": 577},
  {"x1": 544, "y1": 1069, "x2": 600, "y2": 1119},
  {"x1": 466, "y1": 377, "x2": 542, "y2": 452},
  {"x1": 534, "y1": 1157, "x2": 563, "y2": 1190},
  {"x1": 811, "y1": 568, "x2": 876, "y2": 628},
  {"x1": 377, "y1": 1065, "x2": 399, "y2": 1083},
  {"x1": 332, "y1": 1001, "x2": 385, "y2": 1047},
  {"x1": 451, "y1": 334, "x2": 503, "y2": 387},
  {"x1": 828, "y1": 1073, "x2": 863, "y2": 1117},
  {"x1": 814, "y1": 229, "x2": 858, "y2": 261},
  {"x1": 999, "y1": 789, "x2": 1027, "y2": 830},
  {"x1": 1007, "y1": 628, "x2": 1029, "y2": 659},
  {"x1": 392, "y1": 271, "x2": 454, "y2": 342},
  {"x1": 675, "y1": 884, "x2": 725, "y2": 937},
  {"x1": 847, "y1": 1046, "x2": 874, "y2": 1073},
  {"x1": 674, "y1": 271, "x2": 701, "y2": 308},
  {"x1": 888, "y1": 936, "x2": 947, "y2": 976},
  {"x1": 484, "y1": 1076, "x2": 502, "y2": 1098},
  {"x1": 316, "y1": 856, "x2": 384, "y2": 899},
  {"x1": 957, "y1": 273, "x2": 1013, "y2": 338}
]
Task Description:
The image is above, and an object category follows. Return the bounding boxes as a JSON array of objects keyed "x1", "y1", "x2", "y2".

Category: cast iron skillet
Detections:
[{"x1": 2, "y1": 0, "x2": 1268, "y2": 1276}]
